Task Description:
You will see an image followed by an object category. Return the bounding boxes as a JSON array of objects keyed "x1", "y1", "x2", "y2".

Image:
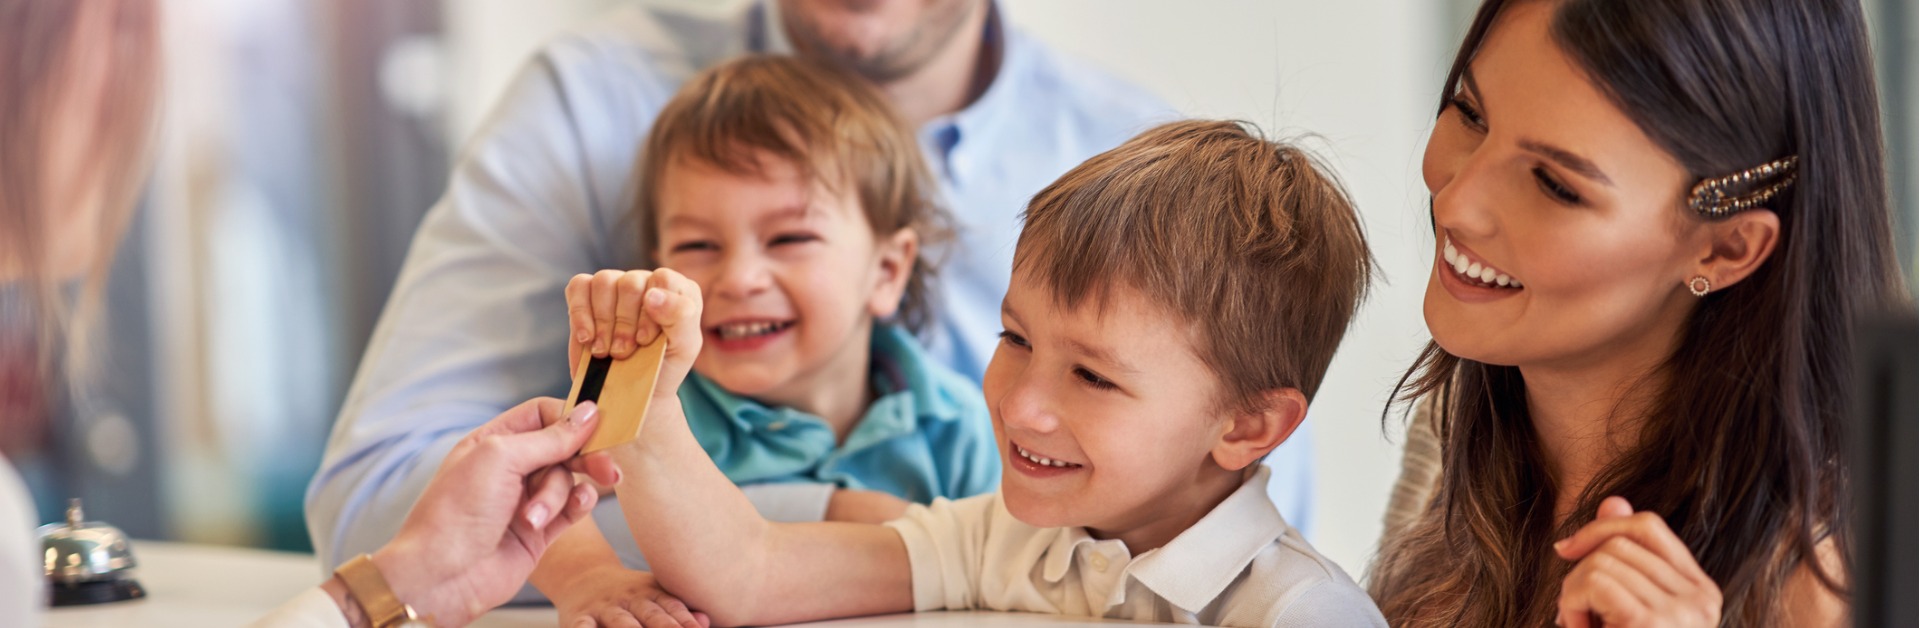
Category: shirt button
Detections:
[
  {"x1": 766, "y1": 421, "x2": 787, "y2": 431},
  {"x1": 1089, "y1": 554, "x2": 1110, "y2": 572}
]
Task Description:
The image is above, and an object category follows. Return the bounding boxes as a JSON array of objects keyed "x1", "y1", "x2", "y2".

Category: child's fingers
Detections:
[
  {"x1": 565, "y1": 274, "x2": 596, "y2": 367},
  {"x1": 632, "y1": 596, "x2": 701, "y2": 628},
  {"x1": 611, "y1": 271, "x2": 651, "y2": 359},
  {"x1": 640, "y1": 269, "x2": 703, "y2": 347},
  {"x1": 589, "y1": 270, "x2": 623, "y2": 357}
]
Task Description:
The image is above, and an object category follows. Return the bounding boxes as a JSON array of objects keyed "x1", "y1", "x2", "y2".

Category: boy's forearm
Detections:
[
  {"x1": 611, "y1": 399, "x2": 780, "y2": 620},
  {"x1": 528, "y1": 515, "x2": 623, "y2": 596}
]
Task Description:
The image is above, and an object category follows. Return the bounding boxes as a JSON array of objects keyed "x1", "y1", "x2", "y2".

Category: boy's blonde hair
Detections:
[
  {"x1": 1013, "y1": 120, "x2": 1372, "y2": 411},
  {"x1": 634, "y1": 55, "x2": 951, "y2": 331}
]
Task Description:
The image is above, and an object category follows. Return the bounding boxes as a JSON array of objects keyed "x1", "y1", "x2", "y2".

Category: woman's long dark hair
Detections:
[{"x1": 1369, "y1": 0, "x2": 1906, "y2": 625}]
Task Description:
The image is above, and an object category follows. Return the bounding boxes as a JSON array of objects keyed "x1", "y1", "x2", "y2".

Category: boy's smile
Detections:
[
  {"x1": 655, "y1": 153, "x2": 914, "y2": 424},
  {"x1": 983, "y1": 270, "x2": 1251, "y2": 553}
]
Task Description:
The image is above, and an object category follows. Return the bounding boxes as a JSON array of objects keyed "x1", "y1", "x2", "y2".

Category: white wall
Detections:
[{"x1": 441, "y1": 0, "x2": 1457, "y2": 577}]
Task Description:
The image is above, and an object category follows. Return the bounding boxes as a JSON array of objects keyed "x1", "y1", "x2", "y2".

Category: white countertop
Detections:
[{"x1": 47, "y1": 541, "x2": 1155, "y2": 627}]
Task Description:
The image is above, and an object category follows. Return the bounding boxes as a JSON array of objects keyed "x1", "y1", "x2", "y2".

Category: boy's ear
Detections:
[
  {"x1": 1210, "y1": 388, "x2": 1308, "y2": 472},
  {"x1": 867, "y1": 227, "x2": 919, "y2": 319}
]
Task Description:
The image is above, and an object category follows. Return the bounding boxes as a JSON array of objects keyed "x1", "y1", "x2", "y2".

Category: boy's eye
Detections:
[
  {"x1": 1073, "y1": 367, "x2": 1117, "y2": 391},
  {"x1": 769, "y1": 233, "x2": 819, "y2": 247},
  {"x1": 668, "y1": 240, "x2": 718, "y2": 254},
  {"x1": 997, "y1": 330, "x2": 1030, "y2": 349},
  {"x1": 1448, "y1": 94, "x2": 1486, "y2": 132},
  {"x1": 1532, "y1": 167, "x2": 1583, "y2": 205}
]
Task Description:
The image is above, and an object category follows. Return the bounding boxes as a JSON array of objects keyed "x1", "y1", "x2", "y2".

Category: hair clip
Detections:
[{"x1": 1688, "y1": 156, "x2": 1799, "y2": 218}]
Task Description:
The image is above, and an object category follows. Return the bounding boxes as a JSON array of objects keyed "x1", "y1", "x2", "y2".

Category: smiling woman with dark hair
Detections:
[{"x1": 1369, "y1": 0, "x2": 1906, "y2": 626}]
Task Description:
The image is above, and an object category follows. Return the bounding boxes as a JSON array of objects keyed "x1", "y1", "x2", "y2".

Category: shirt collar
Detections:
[
  {"x1": 683, "y1": 325, "x2": 966, "y2": 436},
  {"x1": 1127, "y1": 466, "x2": 1290, "y2": 613},
  {"x1": 749, "y1": 0, "x2": 796, "y2": 56}
]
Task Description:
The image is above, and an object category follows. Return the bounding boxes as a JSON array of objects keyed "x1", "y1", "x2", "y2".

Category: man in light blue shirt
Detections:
[{"x1": 304, "y1": 0, "x2": 1319, "y2": 595}]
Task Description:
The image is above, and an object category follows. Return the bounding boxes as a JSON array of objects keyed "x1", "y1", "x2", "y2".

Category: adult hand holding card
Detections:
[{"x1": 563, "y1": 337, "x2": 668, "y2": 455}]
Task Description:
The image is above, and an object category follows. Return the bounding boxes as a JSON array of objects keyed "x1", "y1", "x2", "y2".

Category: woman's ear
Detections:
[
  {"x1": 1211, "y1": 388, "x2": 1308, "y2": 472},
  {"x1": 1693, "y1": 208, "x2": 1780, "y2": 291},
  {"x1": 867, "y1": 227, "x2": 919, "y2": 318}
]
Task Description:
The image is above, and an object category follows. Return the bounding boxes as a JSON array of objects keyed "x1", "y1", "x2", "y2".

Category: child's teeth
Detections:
[
  {"x1": 1479, "y1": 266, "x2": 1495, "y2": 283},
  {"x1": 1496, "y1": 274, "x2": 1511, "y2": 287}
]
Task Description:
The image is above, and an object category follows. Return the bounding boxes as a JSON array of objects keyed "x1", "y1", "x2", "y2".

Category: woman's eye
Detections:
[
  {"x1": 1073, "y1": 367, "x2": 1117, "y2": 391},
  {"x1": 1449, "y1": 95, "x2": 1487, "y2": 131},
  {"x1": 1532, "y1": 167, "x2": 1582, "y2": 205},
  {"x1": 997, "y1": 330, "x2": 1029, "y2": 349}
]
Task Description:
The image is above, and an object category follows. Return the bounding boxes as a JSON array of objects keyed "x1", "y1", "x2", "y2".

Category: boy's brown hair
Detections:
[
  {"x1": 633, "y1": 55, "x2": 951, "y2": 331},
  {"x1": 1014, "y1": 120, "x2": 1372, "y2": 411}
]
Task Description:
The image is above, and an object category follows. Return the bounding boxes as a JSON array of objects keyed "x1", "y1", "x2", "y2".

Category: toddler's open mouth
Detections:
[{"x1": 709, "y1": 319, "x2": 795, "y2": 341}]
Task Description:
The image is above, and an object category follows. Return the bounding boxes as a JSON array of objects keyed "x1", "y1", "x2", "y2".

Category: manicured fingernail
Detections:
[
  {"x1": 646, "y1": 288, "x2": 665, "y2": 307},
  {"x1": 576, "y1": 328, "x2": 591, "y2": 343},
  {"x1": 615, "y1": 338, "x2": 632, "y2": 355},
  {"x1": 526, "y1": 504, "x2": 550, "y2": 528},
  {"x1": 574, "y1": 486, "x2": 593, "y2": 507},
  {"x1": 570, "y1": 401, "x2": 597, "y2": 425}
]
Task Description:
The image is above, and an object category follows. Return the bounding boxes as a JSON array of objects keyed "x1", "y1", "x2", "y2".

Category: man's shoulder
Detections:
[
  {"x1": 533, "y1": 3, "x2": 752, "y2": 85},
  {"x1": 1002, "y1": 28, "x2": 1174, "y2": 134}
]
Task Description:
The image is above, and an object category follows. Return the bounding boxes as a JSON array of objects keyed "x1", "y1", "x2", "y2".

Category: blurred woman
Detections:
[{"x1": 0, "y1": 2, "x2": 621, "y2": 626}]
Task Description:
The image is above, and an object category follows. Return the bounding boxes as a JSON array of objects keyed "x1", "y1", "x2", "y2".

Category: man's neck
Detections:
[{"x1": 878, "y1": 0, "x2": 994, "y2": 128}]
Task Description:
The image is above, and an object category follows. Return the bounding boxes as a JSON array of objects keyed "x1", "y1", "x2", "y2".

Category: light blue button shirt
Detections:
[
  {"x1": 686, "y1": 325, "x2": 1000, "y2": 503},
  {"x1": 304, "y1": 1, "x2": 1318, "y2": 594}
]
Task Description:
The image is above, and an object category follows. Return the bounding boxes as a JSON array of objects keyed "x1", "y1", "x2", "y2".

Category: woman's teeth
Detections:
[
  {"x1": 1442, "y1": 238, "x2": 1522, "y2": 289},
  {"x1": 715, "y1": 320, "x2": 791, "y2": 340},
  {"x1": 1015, "y1": 444, "x2": 1080, "y2": 468}
]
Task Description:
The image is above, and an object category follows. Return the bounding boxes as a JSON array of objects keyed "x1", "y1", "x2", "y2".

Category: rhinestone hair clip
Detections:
[{"x1": 1688, "y1": 156, "x2": 1799, "y2": 218}]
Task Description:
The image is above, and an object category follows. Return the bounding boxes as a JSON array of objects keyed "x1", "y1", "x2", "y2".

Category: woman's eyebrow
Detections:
[{"x1": 1519, "y1": 139, "x2": 1615, "y2": 186}]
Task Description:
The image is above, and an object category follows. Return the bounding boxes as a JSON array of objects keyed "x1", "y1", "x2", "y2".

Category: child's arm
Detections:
[
  {"x1": 529, "y1": 518, "x2": 706, "y2": 628},
  {"x1": 576, "y1": 269, "x2": 915, "y2": 626}
]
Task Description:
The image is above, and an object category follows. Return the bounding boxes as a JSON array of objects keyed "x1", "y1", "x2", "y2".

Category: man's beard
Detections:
[{"x1": 787, "y1": 0, "x2": 978, "y2": 84}]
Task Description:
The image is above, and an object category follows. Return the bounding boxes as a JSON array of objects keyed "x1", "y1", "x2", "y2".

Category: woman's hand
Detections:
[
  {"x1": 1554, "y1": 496, "x2": 1722, "y2": 628},
  {"x1": 553, "y1": 565, "x2": 711, "y2": 628},
  {"x1": 365, "y1": 398, "x2": 621, "y2": 626}
]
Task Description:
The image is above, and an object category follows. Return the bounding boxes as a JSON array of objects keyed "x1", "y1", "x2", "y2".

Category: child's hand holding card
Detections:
[{"x1": 563, "y1": 269, "x2": 705, "y2": 455}]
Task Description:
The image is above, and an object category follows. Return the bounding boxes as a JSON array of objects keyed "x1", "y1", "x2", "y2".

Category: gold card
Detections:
[{"x1": 563, "y1": 337, "x2": 669, "y2": 455}]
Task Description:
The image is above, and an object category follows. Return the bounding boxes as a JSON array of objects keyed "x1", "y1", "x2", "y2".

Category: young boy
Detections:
[
  {"x1": 533, "y1": 56, "x2": 1000, "y2": 624},
  {"x1": 581, "y1": 120, "x2": 1387, "y2": 626}
]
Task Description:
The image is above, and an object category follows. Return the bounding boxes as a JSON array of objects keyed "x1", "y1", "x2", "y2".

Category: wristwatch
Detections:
[{"x1": 334, "y1": 553, "x2": 432, "y2": 627}]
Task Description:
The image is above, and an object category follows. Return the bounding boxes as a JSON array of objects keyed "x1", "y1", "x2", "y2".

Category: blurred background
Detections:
[{"x1": 15, "y1": 0, "x2": 1913, "y2": 576}]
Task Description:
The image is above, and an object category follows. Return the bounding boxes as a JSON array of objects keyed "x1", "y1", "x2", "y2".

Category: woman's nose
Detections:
[{"x1": 1429, "y1": 146, "x2": 1502, "y2": 240}]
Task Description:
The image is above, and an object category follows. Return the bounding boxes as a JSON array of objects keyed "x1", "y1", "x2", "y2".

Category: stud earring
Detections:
[{"x1": 1688, "y1": 276, "x2": 1712, "y2": 297}]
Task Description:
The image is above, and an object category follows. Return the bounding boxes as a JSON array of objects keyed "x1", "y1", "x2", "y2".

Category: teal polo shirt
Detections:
[{"x1": 682, "y1": 325, "x2": 1001, "y2": 504}]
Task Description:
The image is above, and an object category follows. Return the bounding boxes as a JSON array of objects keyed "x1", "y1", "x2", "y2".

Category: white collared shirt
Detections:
[{"x1": 886, "y1": 466, "x2": 1386, "y2": 627}]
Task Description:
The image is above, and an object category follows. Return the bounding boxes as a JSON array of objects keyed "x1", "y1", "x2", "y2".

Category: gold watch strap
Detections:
[{"x1": 334, "y1": 554, "x2": 423, "y2": 628}]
